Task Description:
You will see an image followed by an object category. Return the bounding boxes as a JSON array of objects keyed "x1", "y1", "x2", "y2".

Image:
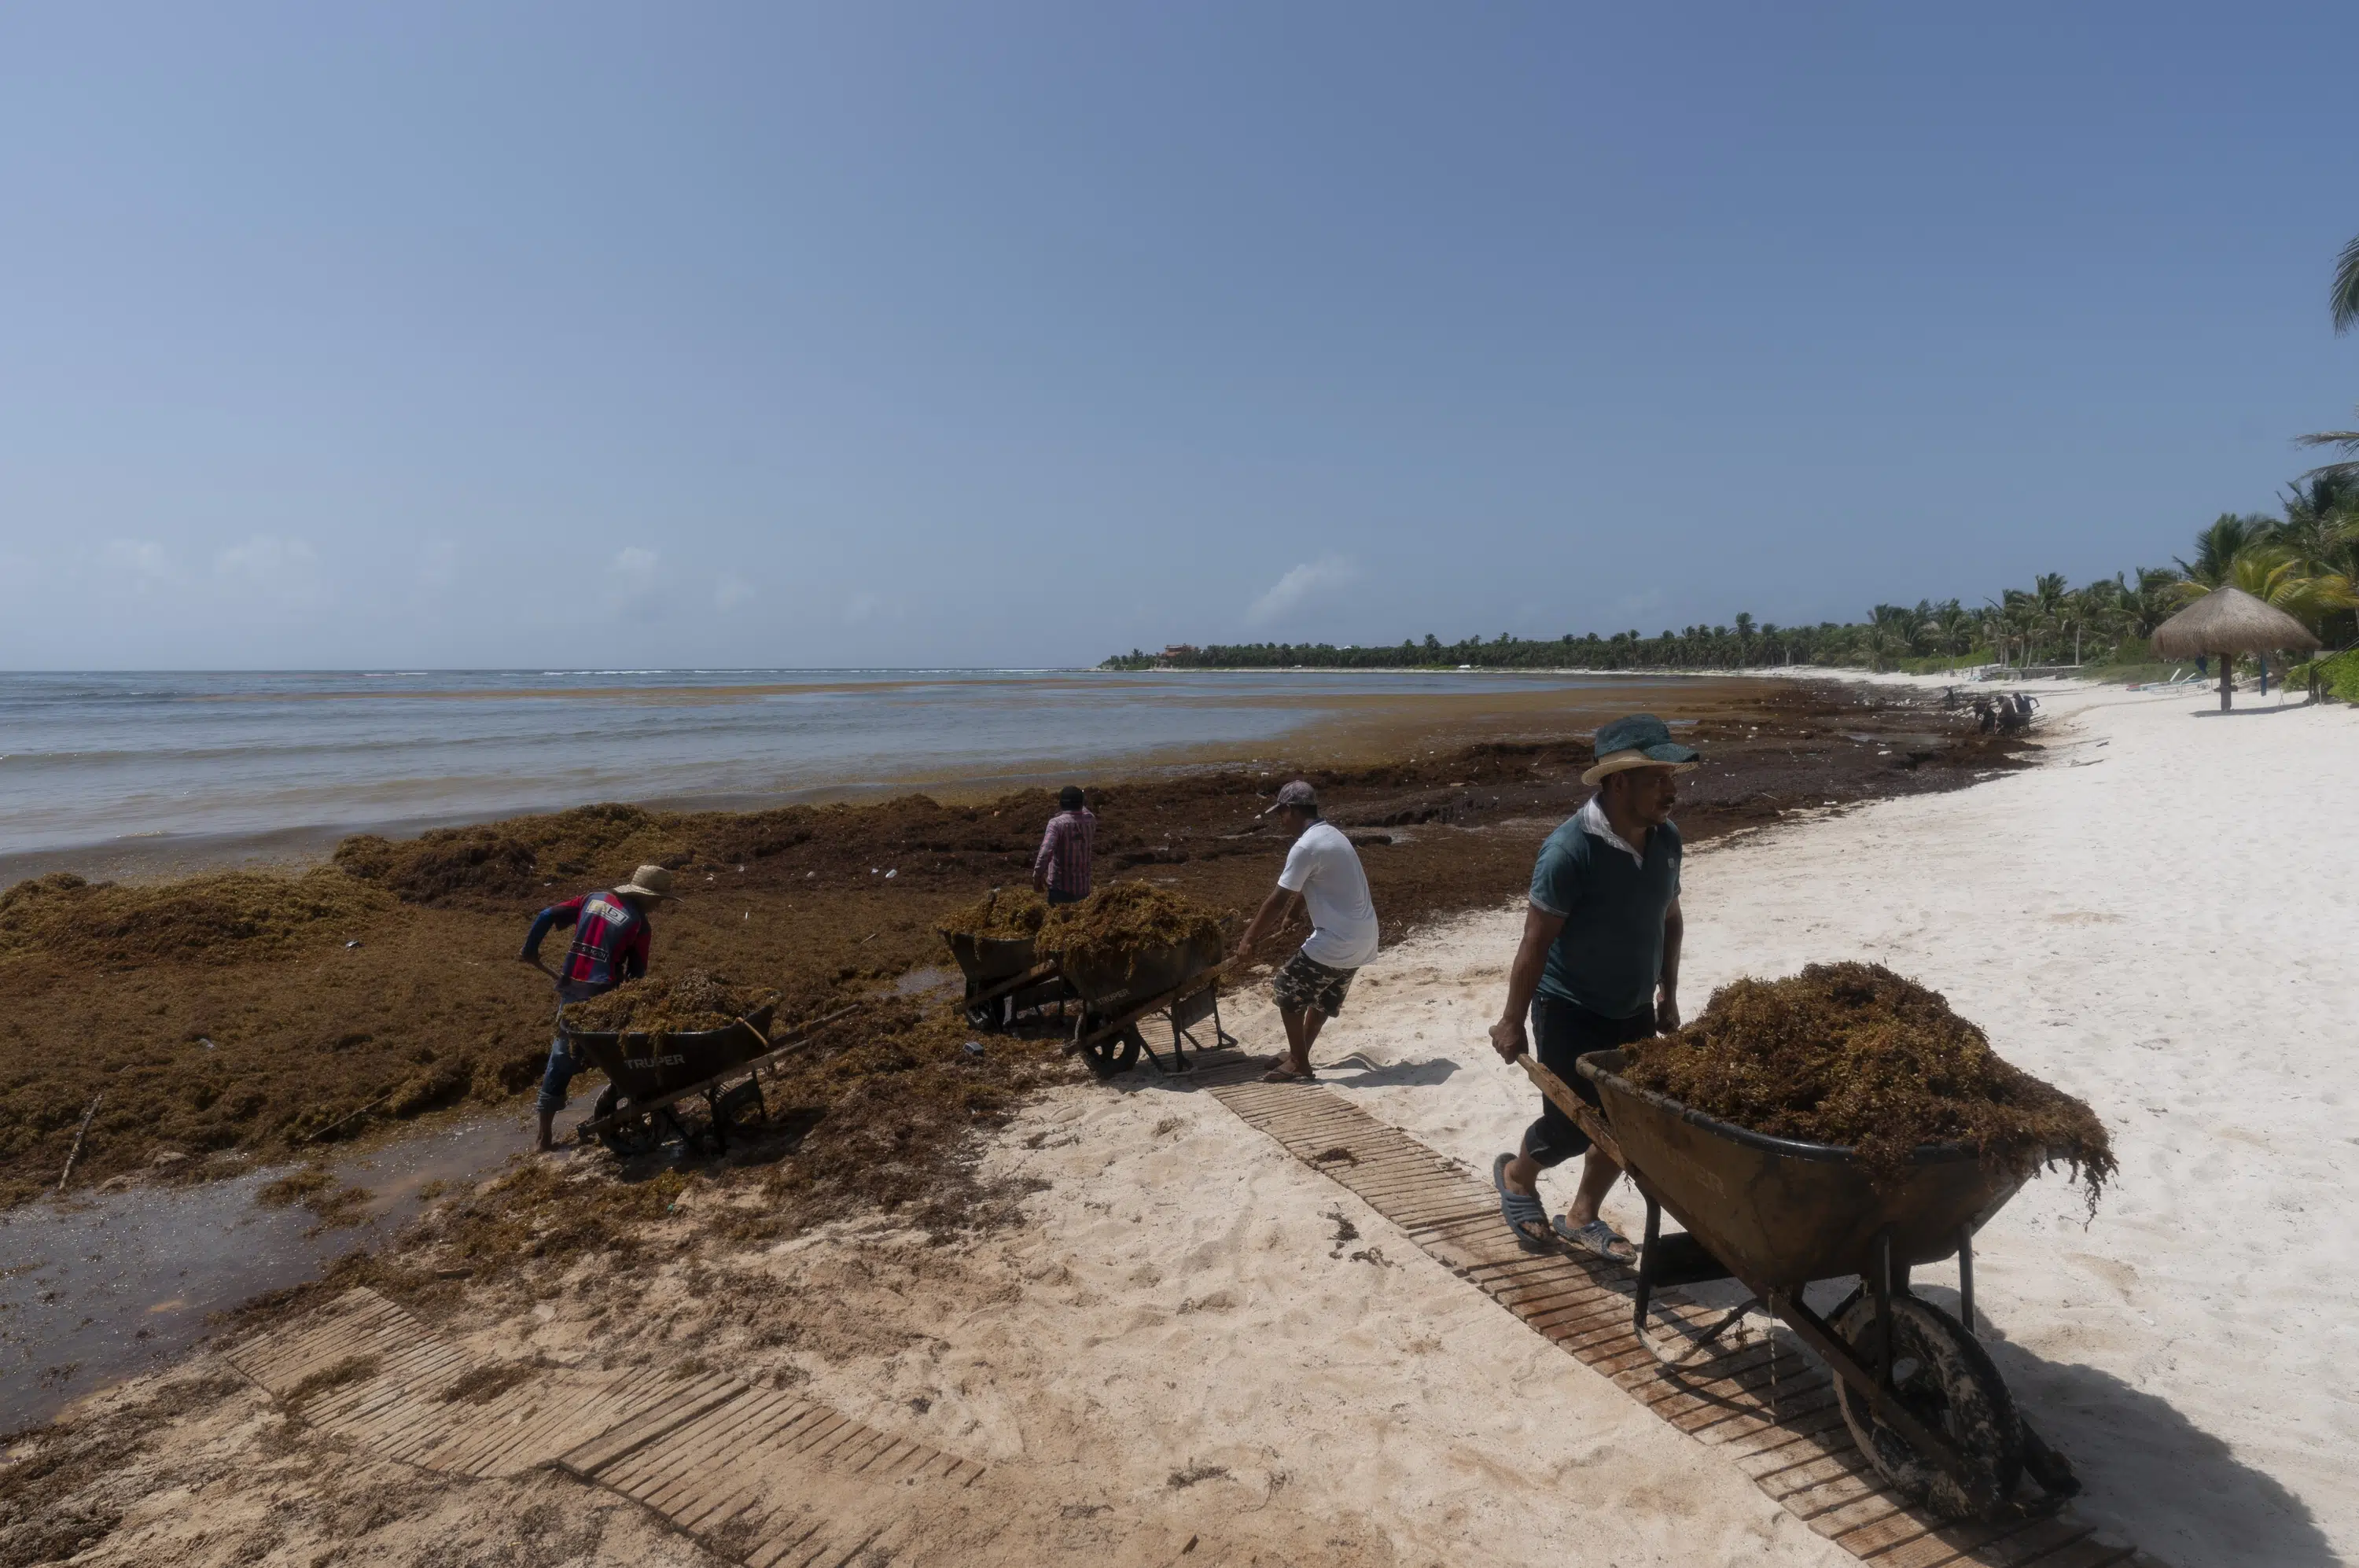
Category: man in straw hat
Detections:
[
  {"x1": 520, "y1": 863, "x2": 679, "y2": 1151},
  {"x1": 1233, "y1": 779, "x2": 1379, "y2": 1084},
  {"x1": 1489, "y1": 716, "x2": 1695, "y2": 1261}
]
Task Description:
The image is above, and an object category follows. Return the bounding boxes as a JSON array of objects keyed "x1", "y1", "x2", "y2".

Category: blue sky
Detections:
[{"x1": 2, "y1": 2, "x2": 2354, "y2": 668}]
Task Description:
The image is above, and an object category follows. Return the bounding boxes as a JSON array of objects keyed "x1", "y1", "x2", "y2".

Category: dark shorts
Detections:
[
  {"x1": 1523, "y1": 994, "x2": 1659, "y2": 1169},
  {"x1": 538, "y1": 982, "x2": 604, "y2": 1117},
  {"x1": 1046, "y1": 888, "x2": 1087, "y2": 906},
  {"x1": 1272, "y1": 951, "x2": 1357, "y2": 1018}
]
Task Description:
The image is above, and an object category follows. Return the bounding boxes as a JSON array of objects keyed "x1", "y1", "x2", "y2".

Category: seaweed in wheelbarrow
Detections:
[
  {"x1": 941, "y1": 887, "x2": 1048, "y2": 940},
  {"x1": 1036, "y1": 882, "x2": 1228, "y2": 970},
  {"x1": 1620, "y1": 962, "x2": 2114, "y2": 1204},
  {"x1": 560, "y1": 970, "x2": 772, "y2": 1036}
]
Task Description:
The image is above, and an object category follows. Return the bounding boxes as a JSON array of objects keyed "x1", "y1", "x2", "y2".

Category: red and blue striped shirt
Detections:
[{"x1": 522, "y1": 890, "x2": 651, "y2": 992}]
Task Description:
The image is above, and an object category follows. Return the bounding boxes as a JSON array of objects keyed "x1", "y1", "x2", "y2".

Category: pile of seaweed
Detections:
[
  {"x1": 1620, "y1": 963, "x2": 2114, "y2": 1201},
  {"x1": 561, "y1": 970, "x2": 773, "y2": 1036},
  {"x1": 0, "y1": 869, "x2": 395, "y2": 965},
  {"x1": 941, "y1": 887, "x2": 1047, "y2": 940},
  {"x1": 1037, "y1": 882, "x2": 1228, "y2": 970}
]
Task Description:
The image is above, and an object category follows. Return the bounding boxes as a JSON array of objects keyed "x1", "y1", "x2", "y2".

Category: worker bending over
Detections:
[{"x1": 519, "y1": 863, "x2": 677, "y2": 1151}]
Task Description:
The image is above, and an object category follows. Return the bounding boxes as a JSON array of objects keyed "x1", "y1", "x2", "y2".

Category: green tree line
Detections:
[
  {"x1": 1113, "y1": 235, "x2": 2359, "y2": 679},
  {"x1": 1104, "y1": 484, "x2": 2359, "y2": 675}
]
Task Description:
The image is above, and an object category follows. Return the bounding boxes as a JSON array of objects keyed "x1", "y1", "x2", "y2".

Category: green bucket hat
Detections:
[{"x1": 1582, "y1": 714, "x2": 1701, "y2": 786}]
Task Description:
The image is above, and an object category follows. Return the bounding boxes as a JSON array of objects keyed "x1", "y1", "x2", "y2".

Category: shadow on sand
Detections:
[
  {"x1": 1312, "y1": 1054, "x2": 1461, "y2": 1089},
  {"x1": 1901, "y1": 1282, "x2": 2332, "y2": 1567}
]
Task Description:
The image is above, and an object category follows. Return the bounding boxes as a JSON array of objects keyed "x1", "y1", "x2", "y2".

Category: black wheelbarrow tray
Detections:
[
  {"x1": 939, "y1": 928, "x2": 1073, "y2": 1030},
  {"x1": 1058, "y1": 930, "x2": 1235, "y2": 1076},
  {"x1": 1547, "y1": 1047, "x2": 2084, "y2": 1523},
  {"x1": 562, "y1": 992, "x2": 791, "y2": 1155}
]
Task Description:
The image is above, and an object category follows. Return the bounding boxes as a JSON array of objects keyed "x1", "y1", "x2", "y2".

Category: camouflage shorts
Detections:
[{"x1": 1272, "y1": 951, "x2": 1357, "y2": 1018}]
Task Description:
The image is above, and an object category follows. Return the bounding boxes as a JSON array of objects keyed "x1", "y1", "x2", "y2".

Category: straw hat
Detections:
[
  {"x1": 1581, "y1": 714, "x2": 1701, "y2": 786},
  {"x1": 614, "y1": 864, "x2": 678, "y2": 900},
  {"x1": 2150, "y1": 586, "x2": 2321, "y2": 657}
]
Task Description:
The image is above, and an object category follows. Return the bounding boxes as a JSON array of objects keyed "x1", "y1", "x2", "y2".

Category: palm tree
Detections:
[
  {"x1": 2227, "y1": 550, "x2": 2359, "y2": 629},
  {"x1": 2175, "y1": 513, "x2": 2274, "y2": 587},
  {"x1": 1927, "y1": 598, "x2": 1974, "y2": 660},
  {"x1": 2273, "y1": 477, "x2": 2359, "y2": 580},
  {"x1": 2295, "y1": 412, "x2": 2359, "y2": 485}
]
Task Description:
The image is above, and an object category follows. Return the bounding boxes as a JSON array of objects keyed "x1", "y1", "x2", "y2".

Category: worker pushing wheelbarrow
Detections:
[
  {"x1": 1060, "y1": 921, "x2": 1234, "y2": 1075},
  {"x1": 1517, "y1": 1047, "x2": 2086, "y2": 1522},
  {"x1": 560, "y1": 990, "x2": 782, "y2": 1155}
]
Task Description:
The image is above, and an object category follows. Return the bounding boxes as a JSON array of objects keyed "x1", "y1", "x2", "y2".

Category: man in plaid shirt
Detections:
[
  {"x1": 519, "y1": 863, "x2": 677, "y2": 1150},
  {"x1": 1031, "y1": 786, "x2": 1095, "y2": 905}
]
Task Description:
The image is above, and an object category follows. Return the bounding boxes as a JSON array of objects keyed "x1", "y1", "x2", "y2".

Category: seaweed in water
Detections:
[
  {"x1": 1619, "y1": 963, "x2": 2115, "y2": 1204},
  {"x1": 1036, "y1": 882, "x2": 1228, "y2": 970},
  {"x1": 561, "y1": 970, "x2": 773, "y2": 1036},
  {"x1": 941, "y1": 887, "x2": 1047, "y2": 940}
]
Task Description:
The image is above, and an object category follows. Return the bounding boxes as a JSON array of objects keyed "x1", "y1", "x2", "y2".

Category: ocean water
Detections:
[{"x1": 0, "y1": 668, "x2": 1680, "y2": 872}]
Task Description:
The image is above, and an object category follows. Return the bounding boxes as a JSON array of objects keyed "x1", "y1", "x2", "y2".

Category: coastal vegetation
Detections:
[{"x1": 1106, "y1": 484, "x2": 2359, "y2": 675}]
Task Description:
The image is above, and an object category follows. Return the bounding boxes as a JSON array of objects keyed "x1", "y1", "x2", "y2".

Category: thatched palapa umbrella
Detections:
[{"x1": 2150, "y1": 586, "x2": 2320, "y2": 711}]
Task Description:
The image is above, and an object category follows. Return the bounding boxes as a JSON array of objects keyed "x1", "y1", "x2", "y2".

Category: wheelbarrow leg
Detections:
[
  {"x1": 1630, "y1": 1197, "x2": 1751, "y2": 1368},
  {"x1": 1873, "y1": 1230, "x2": 1894, "y2": 1392},
  {"x1": 1632, "y1": 1199, "x2": 1663, "y2": 1338},
  {"x1": 1957, "y1": 1226, "x2": 1974, "y2": 1334}
]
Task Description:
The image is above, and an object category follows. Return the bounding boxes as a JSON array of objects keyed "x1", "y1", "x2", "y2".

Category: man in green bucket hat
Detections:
[{"x1": 1488, "y1": 714, "x2": 1698, "y2": 1261}]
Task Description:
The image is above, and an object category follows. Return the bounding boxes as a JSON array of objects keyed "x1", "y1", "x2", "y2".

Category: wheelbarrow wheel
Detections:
[
  {"x1": 1831, "y1": 1291, "x2": 2022, "y2": 1520},
  {"x1": 590, "y1": 1084, "x2": 663, "y2": 1157},
  {"x1": 712, "y1": 1079, "x2": 767, "y2": 1140},
  {"x1": 1074, "y1": 1016, "x2": 1143, "y2": 1077}
]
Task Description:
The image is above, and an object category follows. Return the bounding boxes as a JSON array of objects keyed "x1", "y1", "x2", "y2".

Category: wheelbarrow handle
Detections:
[{"x1": 1512, "y1": 1052, "x2": 1626, "y2": 1169}]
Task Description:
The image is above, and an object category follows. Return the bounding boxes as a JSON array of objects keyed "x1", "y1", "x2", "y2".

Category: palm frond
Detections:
[{"x1": 2335, "y1": 234, "x2": 2359, "y2": 334}]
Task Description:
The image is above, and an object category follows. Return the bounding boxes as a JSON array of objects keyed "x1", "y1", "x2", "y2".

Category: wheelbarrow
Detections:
[
  {"x1": 562, "y1": 992, "x2": 800, "y2": 1156},
  {"x1": 1520, "y1": 1047, "x2": 2081, "y2": 1522},
  {"x1": 939, "y1": 927, "x2": 1073, "y2": 1030},
  {"x1": 1058, "y1": 930, "x2": 1235, "y2": 1077}
]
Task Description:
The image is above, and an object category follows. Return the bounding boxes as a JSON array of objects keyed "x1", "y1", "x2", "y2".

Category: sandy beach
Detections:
[{"x1": 7, "y1": 675, "x2": 2350, "y2": 1567}]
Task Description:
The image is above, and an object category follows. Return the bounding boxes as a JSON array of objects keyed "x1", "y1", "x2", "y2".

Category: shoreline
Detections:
[
  {"x1": 0, "y1": 675, "x2": 2021, "y2": 1210},
  {"x1": 0, "y1": 670, "x2": 1814, "y2": 888}
]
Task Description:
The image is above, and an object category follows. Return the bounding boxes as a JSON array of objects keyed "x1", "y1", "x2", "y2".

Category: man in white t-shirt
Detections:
[{"x1": 1232, "y1": 779, "x2": 1379, "y2": 1083}]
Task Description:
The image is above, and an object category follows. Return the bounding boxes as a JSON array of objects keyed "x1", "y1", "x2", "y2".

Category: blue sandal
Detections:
[
  {"x1": 1555, "y1": 1214, "x2": 1637, "y2": 1264},
  {"x1": 1493, "y1": 1154, "x2": 1552, "y2": 1252}
]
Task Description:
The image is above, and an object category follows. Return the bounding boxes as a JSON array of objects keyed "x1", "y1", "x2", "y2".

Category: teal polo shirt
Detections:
[{"x1": 1529, "y1": 807, "x2": 1682, "y2": 1021}]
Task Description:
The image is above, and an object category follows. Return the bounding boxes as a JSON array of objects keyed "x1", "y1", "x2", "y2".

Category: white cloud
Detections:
[
  {"x1": 213, "y1": 536, "x2": 325, "y2": 606},
  {"x1": 613, "y1": 547, "x2": 659, "y2": 576},
  {"x1": 1246, "y1": 555, "x2": 1359, "y2": 626},
  {"x1": 215, "y1": 535, "x2": 318, "y2": 580},
  {"x1": 714, "y1": 574, "x2": 756, "y2": 611},
  {"x1": 842, "y1": 591, "x2": 882, "y2": 624},
  {"x1": 103, "y1": 539, "x2": 171, "y2": 579}
]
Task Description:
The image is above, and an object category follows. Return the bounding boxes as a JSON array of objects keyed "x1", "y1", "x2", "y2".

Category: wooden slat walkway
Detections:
[
  {"x1": 555, "y1": 1382, "x2": 991, "y2": 1566},
  {"x1": 229, "y1": 1286, "x2": 992, "y2": 1564},
  {"x1": 1209, "y1": 1079, "x2": 2165, "y2": 1568},
  {"x1": 228, "y1": 1287, "x2": 698, "y2": 1479}
]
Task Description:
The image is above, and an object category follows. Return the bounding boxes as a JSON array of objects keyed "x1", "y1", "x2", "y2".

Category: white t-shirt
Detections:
[{"x1": 1277, "y1": 820, "x2": 1380, "y2": 970}]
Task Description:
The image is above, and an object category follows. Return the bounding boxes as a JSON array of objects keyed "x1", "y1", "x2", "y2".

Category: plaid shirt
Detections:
[
  {"x1": 1033, "y1": 808, "x2": 1095, "y2": 897},
  {"x1": 522, "y1": 890, "x2": 651, "y2": 992}
]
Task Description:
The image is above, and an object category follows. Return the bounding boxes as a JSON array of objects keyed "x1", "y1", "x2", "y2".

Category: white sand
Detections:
[{"x1": 1301, "y1": 679, "x2": 2357, "y2": 1568}]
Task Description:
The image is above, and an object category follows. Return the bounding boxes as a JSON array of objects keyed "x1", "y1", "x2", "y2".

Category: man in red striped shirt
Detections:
[
  {"x1": 1031, "y1": 786, "x2": 1095, "y2": 905},
  {"x1": 520, "y1": 863, "x2": 677, "y2": 1150}
]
